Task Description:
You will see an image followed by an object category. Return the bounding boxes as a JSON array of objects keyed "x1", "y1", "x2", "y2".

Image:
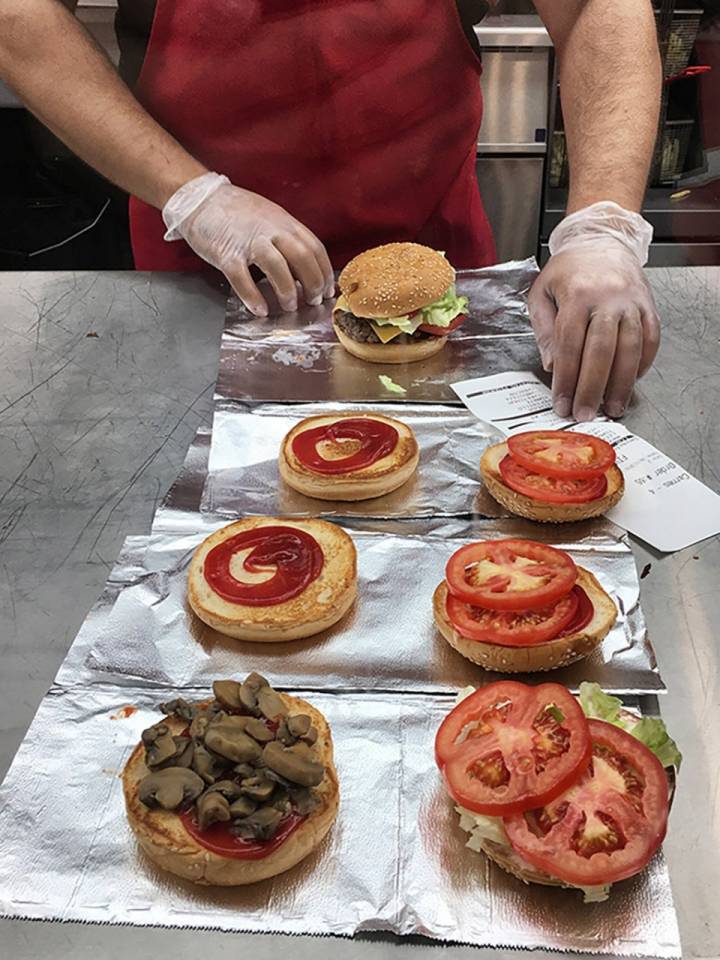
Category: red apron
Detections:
[{"x1": 129, "y1": 0, "x2": 496, "y2": 271}]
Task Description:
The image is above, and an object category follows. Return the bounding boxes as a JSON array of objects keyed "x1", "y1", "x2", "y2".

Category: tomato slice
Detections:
[
  {"x1": 435, "y1": 682, "x2": 592, "y2": 816},
  {"x1": 417, "y1": 314, "x2": 466, "y2": 336},
  {"x1": 446, "y1": 590, "x2": 579, "y2": 646},
  {"x1": 507, "y1": 431, "x2": 616, "y2": 479},
  {"x1": 445, "y1": 539, "x2": 577, "y2": 611},
  {"x1": 556, "y1": 586, "x2": 594, "y2": 637},
  {"x1": 500, "y1": 455, "x2": 608, "y2": 504},
  {"x1": 504, "y1": 719, "x2": 669, "y2": 886}
]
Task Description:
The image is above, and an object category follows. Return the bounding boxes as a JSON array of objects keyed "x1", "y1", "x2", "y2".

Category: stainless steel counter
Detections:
[{"x1": 0, "y1": 269, "x2": 718, "y2": 960}]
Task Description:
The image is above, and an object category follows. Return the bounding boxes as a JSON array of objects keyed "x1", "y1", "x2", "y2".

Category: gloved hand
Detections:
[
  {"x1": 528, "y1": 202, "x2": 660, "y2": 421},
  {"x1": 162, "y1": 172, "x2": 335, "y2": 316}
]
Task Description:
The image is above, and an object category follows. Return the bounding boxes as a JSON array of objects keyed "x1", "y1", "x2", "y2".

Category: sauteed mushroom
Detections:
[
  {"x1": 196, "y1": 790, "x2": 231, "y2": 831},
  {"x1": 257, "y1": 686, "x2": 288, "y2": 721},
  {"x1": 205, "y1": 720, "x2": 263, "y2": 763},
  {"x1": 240, "y1": 776, "x2": 275, "y2": 802},
  {"x1": 238, "y1": 672, "x2": 269, "y2": 715},
  {"x1": 262, "y1": 741, "x2": 324, "y2": 787},
  {"x1": 205, "y1": 780, "x2": 243, "y2": 803},
  {"x1": 232, "y1": 805, "x2": 283, "y2": 841},
  {"x1": 229, "y1": 796, "x2": 257, "y2": 818},
  {"x1": 159, "y1": 698, "x2": 196, "y2": 722},
  {"x1": 190, "y1": 711, "x2": 209, "y2": 741},
  {"x1": 142, "y1": 723, "x2": 177, "y2": 767},
  {"x1": 212, "y1": 680, "x2": 242, "y2": 710},
  {"x1": 192, "y1": 744, "x2": 224, "y2": 784},
  {"x1": 244, "y1": 718, "x2": 275, "y2": 743},
  {"x1": 287, "y1": 715, "x2": 312, "y2": 738},
  {"x1": 138, "y1": 767, "x2": 204, "y2": 810}
]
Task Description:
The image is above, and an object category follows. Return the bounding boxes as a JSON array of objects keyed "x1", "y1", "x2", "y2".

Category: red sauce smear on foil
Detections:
[
  {"x1": 204, "y1": 526, "x2": 323, "y2": 606},
  {"x1": 292, "y1": 417, "x2": 398, "y2": 475},
  {"x1": 179, "y1": 808, "x2": 305, "y2": 859}
]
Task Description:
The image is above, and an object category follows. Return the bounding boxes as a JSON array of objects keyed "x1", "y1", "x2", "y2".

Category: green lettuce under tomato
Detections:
[
  {"x1": 370, "y1": 285, "x2": 468, "y2": 333},
  {"x1": 579, "y1": 682, "x2": 682, "y2": 769},
  {"x1": 417, "y1": 286, "x2": 469, "y2": 328}
]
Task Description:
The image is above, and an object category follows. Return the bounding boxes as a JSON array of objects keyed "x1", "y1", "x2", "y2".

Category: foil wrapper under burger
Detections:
[
  {"x1": 0, "y1": 684, "x2": 679, "y2": 956},
  {"x1": 81, "y1": 520, "x2": 663, "y2": 694},
  {"x1": 215, "y1": 260, "x2": 541, "y2": 404},
  {"x1": 202, "y1": 401, "x2": 504, "y2": 520}
]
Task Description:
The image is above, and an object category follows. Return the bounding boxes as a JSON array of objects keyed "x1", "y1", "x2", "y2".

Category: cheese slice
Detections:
[
  {"x1": 370, "y1": 321, "x2": 404, "y2": 343},
  {"x1": 334, "y1": 294, "x2": 349, "y2": 312}
]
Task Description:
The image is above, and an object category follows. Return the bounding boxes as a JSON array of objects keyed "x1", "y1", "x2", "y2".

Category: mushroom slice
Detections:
[
  {"x1": 196, "y1": 790, "x2": 231, "y2": 831},
  {"x1": 257, "y1": 686, "x2": 288, "y2": 722},
  {"x1": 289, "y1": 787, "x2": 320, "y2": 816},
  {"x1": 240, "y1": 776, "x2": 275, "y2": 802},
  {"x1": 138, "y1": 767, "x2": 204, "y2": 810},
  {"x1": 159, "y1": 698, "x2": 196, "y2": 722},
  {"x1": 262, "y1": 741, "x2": 325, "y2": 787},
  {"x1": 142, "y1": 723, "x2": 178, "y2": 767},
  {"x1": 205, "y1": 722, "x2": 263, "y2": 763},
  {"x1": 287, "y1": 715, "x2": 312, "y2": 738},
  {"x1": 206, "y1": 779, "x2": 243, "y2": 802},
  {"x1": 189, "y1": 711, "x2": 210, "y2": 741},
  {"x1": 192, "y1": 745, "x2": 223, "y2": 784},
  {"x1": 276, "y1": 719, "x2": 296, "y2": 747},
  {"x1": 212, "y1": 680, "x2": 242, "y2": 711},
  {"x1": 163, "y1": 736, "x2": 194, "y2": 769},
  {"x1": 244, "y1": 718, "x2": 275, "y2": 744},
  {"x1": 232, "y1": 805, "x2": 283, "y2": 841},
  {"x1": 301, "y1": 726, "x2": 318, "y2": 746},
  {"x1": 238, "y1": 673, "x2": 268, "y2": 715},
  {"x1": 233, "y1": 762, "x2": 255, "y2": 780},
  {"x1": 229, "y1": 796, "x2": 257, "y2": 818}
]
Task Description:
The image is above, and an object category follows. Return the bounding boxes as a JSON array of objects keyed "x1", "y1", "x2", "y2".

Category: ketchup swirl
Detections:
[
  {"x1": 179, "y1": 808, "x2": 305, "y2": 859},
  {"x1": 204, "y1": 526, "x2": 323, "y2": 606},
  {"x1": 292, "y1": 417, "x2": 398, "y2": 475}
]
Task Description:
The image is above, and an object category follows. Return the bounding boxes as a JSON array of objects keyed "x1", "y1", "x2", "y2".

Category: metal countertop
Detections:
[{"x1": 0, "y1": 268, "x2": 718, "y2": 960}]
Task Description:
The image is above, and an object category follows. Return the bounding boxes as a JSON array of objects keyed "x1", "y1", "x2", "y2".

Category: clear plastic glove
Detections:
[
  {"x1": 528, "y1": 202, "x2": 660, "y2": 421},
  {"x1": 162, "y1": 172, "x2": 335, "y2": 316}
]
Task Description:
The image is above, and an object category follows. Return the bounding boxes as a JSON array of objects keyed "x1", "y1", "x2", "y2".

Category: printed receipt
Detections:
[{"x1": 452, "y1": 371, "x2": 720, "y2": 552}]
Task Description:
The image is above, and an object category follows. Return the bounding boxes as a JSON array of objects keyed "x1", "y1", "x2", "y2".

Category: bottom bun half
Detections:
[
  {"x1": 433, "y1": 567, "x2": 617, "y2": 673},
  {"x1": 480, "y1": 442, "x2": 625, "y2": 523},
  {"x1": 123, "y1": 695, "x2": 339, "y2": 885},
  {"x1": 332, "y1": 318, "x2": 446, "y2": 364}
]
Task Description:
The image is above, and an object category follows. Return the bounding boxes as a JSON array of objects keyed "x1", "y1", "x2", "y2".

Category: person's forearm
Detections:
[
  {"x1": 536, "y1": 0, "x2": 662, "y2": 213},
  {"x1": 0, "y1": 0, "x2": 206, "y2": 208}
]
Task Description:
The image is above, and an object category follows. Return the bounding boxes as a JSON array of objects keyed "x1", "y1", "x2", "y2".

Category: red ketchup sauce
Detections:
[
  {"x1": 291, "y1": 417, "x2": 398, "y2": 475},
  {"x1": 556, "y1": 586, "x2": 594, "y2": 637},
  {"x1": 179, "y1": 808, "x2": 305, "y2": 859},
  {"x1": 204, "y1": 526, "x2": 323, "y2": 606}
]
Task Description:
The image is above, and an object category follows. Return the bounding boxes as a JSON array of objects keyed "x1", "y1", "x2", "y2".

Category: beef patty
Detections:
[{"x1": 333, "y1": 311, "x2": 435, "y2": 344}]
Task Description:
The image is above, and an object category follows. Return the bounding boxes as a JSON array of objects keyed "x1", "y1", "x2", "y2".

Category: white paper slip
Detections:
[{"x1": 452, "y1": 371, "x2": 720, "y2": 552}]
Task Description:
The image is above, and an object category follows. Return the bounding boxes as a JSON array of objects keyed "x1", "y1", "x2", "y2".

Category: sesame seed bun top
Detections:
[{"x1": 338, "y1": 243, "x2": 455, "y2": 319}]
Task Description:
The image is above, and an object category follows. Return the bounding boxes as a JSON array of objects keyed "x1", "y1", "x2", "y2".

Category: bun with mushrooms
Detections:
[
  {"x1": 123, "y1": 674, "x2": 339, "y2": 885},
  {"x1": 332, "y1": 242, "x2": 468, "y2": 363}
]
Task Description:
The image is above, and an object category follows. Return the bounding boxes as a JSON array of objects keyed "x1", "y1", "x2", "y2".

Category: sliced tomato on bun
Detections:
[
  {"x1": 445, "y1": 539, "x2": 577, "y2": 611},
  {"x1": 499, "y1": 456, "x2": 608, "y2": 504},
  {"x1": 507, "y1": 430, "x2": 616, "y2": 479},
  {"x1": 434, "y1": 682, "x2": 592, "y2": 816},
  {"x1": 504, "y1": 719, "x2": 669, "y2": 886}
]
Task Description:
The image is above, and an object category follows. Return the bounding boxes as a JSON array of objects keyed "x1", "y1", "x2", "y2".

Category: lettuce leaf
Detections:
[
  {"x1": 578, "y1": 682, "x2": 682, "y2": 769},
  {"x1": 418, "y1": 286, "x2": 469, "y2": 328},
  {"x1": 378, "y1": 375, "x2": 407, "y2": 395},
  {"x1": 368, "y1": 286, "x2": 468, "y2": 333}
]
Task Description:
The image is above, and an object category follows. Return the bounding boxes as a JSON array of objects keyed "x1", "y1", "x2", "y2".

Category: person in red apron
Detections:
[
  {"x1": 127, "y1": 0, "x2": 496, "y2": 307},
  {"x1": 1, "y1": 0, "x2": 663, "y2": 420}
]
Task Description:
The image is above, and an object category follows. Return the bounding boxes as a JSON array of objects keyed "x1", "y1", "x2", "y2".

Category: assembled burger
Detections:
[{"x1": 332, "y1": 242, "x2": 468, "y2": 363}]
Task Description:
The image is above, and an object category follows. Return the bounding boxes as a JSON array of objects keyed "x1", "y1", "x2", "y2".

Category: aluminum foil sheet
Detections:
[
  {"x1": 215, "y1": 260, "x2": 542, "y2": 404},
  {"x1": 81, "y1": 520, "x2": 662, "y2": 694},
  {"x1": 202, "y1": 401, "x2": 503, "y2": 519},
  {"x1": 0, "y1": 683, "x2": 679, "y2": 956}
]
